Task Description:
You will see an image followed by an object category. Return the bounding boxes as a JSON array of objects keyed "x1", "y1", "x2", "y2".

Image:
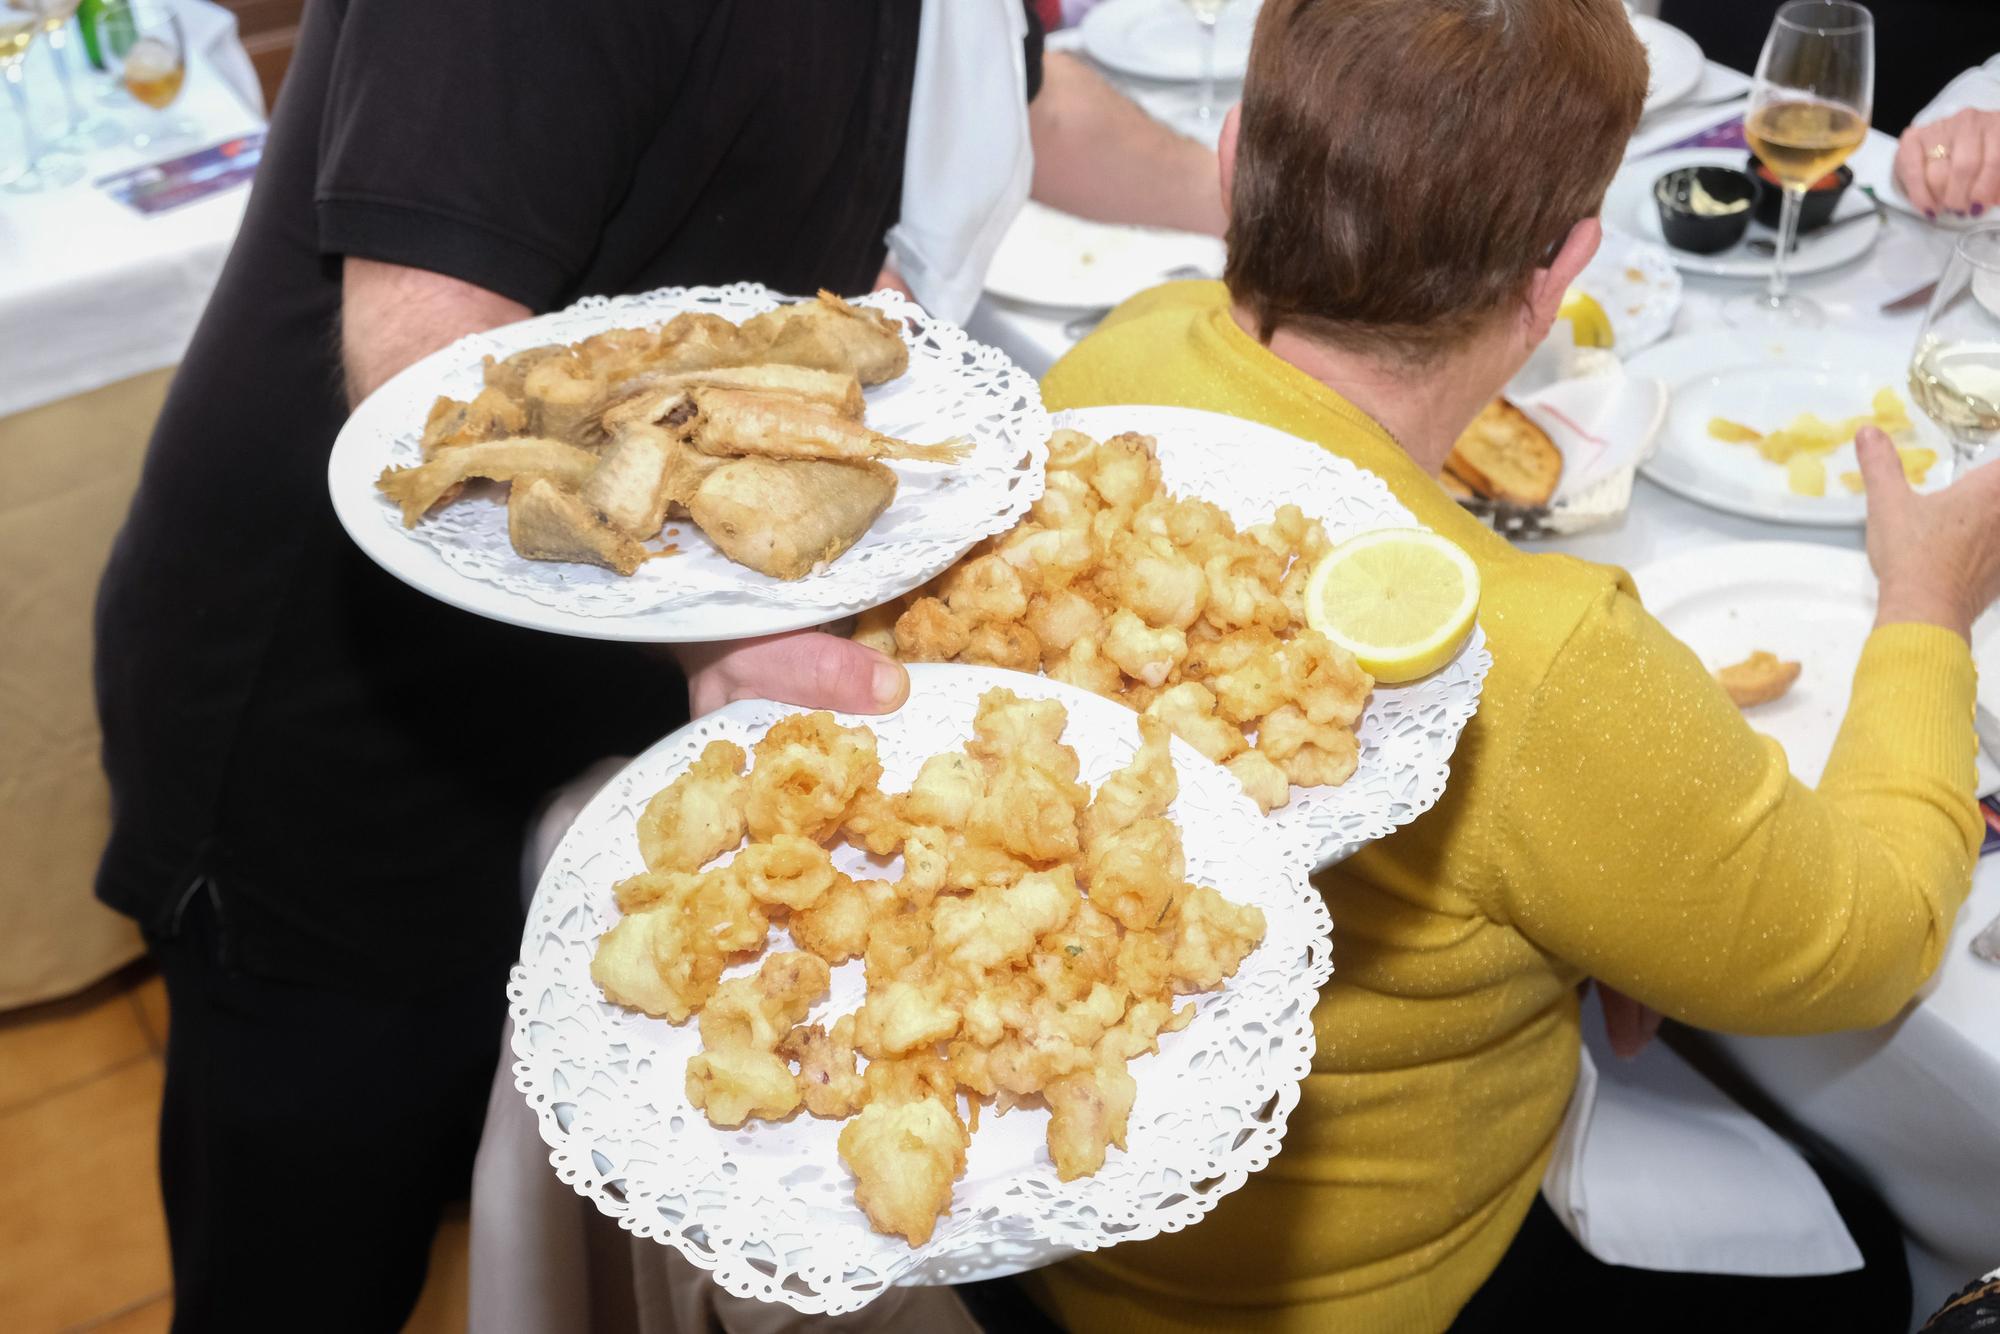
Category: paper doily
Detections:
[
  {"x1": 1049, "y1": 406, "x2": 1491, "y2": 868},
  {"x1": 509, "y1": 664, "x2": 1332, "y2": 1314},
  {"x1": 332, "y1": 284, "x2": 1047, "y2": 628}
]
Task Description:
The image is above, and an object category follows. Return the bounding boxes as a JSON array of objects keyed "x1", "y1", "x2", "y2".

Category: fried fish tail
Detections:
[
  {"x1": 688, "y1": 458, "x2": 896, "y2": 580},
  {"x1": 508, "y1": 473, "x2": 653, "y2": 576},
  {"x1": 682, "y1": 388, "x2": 965, "y2": 463},
  {"x1": 375, "y1": 437, "x2": 601, "y2": 526}
]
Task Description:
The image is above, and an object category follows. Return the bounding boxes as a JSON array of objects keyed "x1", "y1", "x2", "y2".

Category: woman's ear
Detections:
[
  {"x1": 1522, "y1": 216, "x2": 1601, "y2": 344},
  {"x1": 1218, "y1": 103, "x2": 1241, "y2": 226}
]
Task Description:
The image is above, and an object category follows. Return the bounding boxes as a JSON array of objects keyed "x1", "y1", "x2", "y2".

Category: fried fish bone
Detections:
[
  {"x1": 679, "y1": 387, "x2": 966, "y2": 464},
  {"x1": 376, "y1": 437, "x2": 599, "y2": 527},
  {"x1": 1714, "y1": 650, "x2": 1801, "y2": 708},
  {"x1": 741, "y1": 290, "x2": 910, "y2": 386},
  {"x1": 506, "y1": 473, "x2": 653, "y2": 576},
  {"x1": 689, "y1": 458, "x2": 896, "y2": 580}
]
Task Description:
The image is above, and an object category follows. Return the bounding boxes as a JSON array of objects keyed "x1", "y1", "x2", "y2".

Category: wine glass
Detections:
[
  {"x1": 1184, "y1": 0, "x2": 1236, "y2": 126},
  {"x1": 115, "y1": 0, "x2": 194, "y2": 152},
  {"x1": 1907, "y1": 224, "x2": 2000, "y2": 477},
  {"x1": 0, "y1": 8, "x2": 84, "y2": 192},
  {"x1": 29, "y1": 0, "x2": 122, "y2": 149},
  {"x1": 1724, "y1": 1, "x2": 1873, "y2": 330}
]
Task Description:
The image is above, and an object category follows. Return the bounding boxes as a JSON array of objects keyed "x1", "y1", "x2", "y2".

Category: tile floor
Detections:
[{"x1": 0, "y1": 966, "x2": 469, "y2": 1333}]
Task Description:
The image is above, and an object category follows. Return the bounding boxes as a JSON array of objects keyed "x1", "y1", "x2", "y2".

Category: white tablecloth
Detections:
[
  {"x1": 967, "y1": 40, "x2": 2000, "y2": 1315},
  {"x1": 0, "y1": 0, "x2": 263, "y2": 418}
]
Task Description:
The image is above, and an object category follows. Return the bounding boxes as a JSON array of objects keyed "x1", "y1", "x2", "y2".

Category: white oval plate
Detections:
[
  {"x1": 510, "y1": 664, "x2": 1331, "y2": 1314},
  {"x1": 329, "y1": 285, "x2": 1048, "y2": 643},
  {"x1": 1605, "y1": 148, "x2": 1885, "y2": 279},
  {"x1": 1628, "y1": 329, "x2": 1947, "y2": 527},
  {"x1": 1079, "y1": 0, "x2": 1260, "y2": 83},
  {"x1": 1635, "y1": 542, "x2": 2000, "y2": 787},
  {"x1": 1635, "y1": 15, "x2": 1704, "y2": 117},
  {"x1": 983, "y1": 200, "x2": 1226, "y2": 311}
]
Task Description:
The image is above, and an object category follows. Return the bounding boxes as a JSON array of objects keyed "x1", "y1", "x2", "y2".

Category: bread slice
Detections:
[{"x1": 1445, "y1": 399, "x2": 1562, "y2": 507}]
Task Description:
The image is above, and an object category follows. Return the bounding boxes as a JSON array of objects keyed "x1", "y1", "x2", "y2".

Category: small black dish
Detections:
[
  {"x1": 1745, "y1": 154, "x2": 1854, "y2": 232},
  {"x1": 1654, "y1": 165, "x2": 1756, "y2": 254}
]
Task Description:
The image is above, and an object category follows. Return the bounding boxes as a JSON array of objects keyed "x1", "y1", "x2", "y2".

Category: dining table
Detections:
[{"x1": 967, "y1": 21, "x2": 1997, "y2": 1329}]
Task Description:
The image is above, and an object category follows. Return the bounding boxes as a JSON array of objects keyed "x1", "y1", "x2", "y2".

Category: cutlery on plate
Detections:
[
  {"x1": 1059, "y1": 264, "x2": 1213, "y2": 340},
  {"x1": 1745, "y1": 186, "x2": 1885, "y2": 256},
  {"x1": 1880, "y1": 279, "x2": 1939, "y2": 314}
]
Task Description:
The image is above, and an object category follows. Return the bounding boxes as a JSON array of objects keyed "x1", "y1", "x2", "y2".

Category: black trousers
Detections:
[
  {"x1": 152, "y1": 889, "x2": 510, "y2": 1333},
  {"x1": 1449, "y1": 1155, "x2": 1912, "y2": 1334}
]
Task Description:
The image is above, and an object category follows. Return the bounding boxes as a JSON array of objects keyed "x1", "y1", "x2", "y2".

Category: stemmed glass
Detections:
[
  {"x1": 30, "y1": 0, "x2": 122, "y2": 149},
  {"x1": 1725, "y1": 2, "x2": 1873, "y2": 329},
  {"x1": 1907, "y1": 224, "x2": 2000, "y2": 477},
  {"x1": 1184, "y1": 0, "x2": 1235, "y2": 126},
  {"x1": 1, "y1": 8, "x2": 84, "y2": 192},
  {"x1": 114, "y1": 0, "x2": 193, "y2": 152}
]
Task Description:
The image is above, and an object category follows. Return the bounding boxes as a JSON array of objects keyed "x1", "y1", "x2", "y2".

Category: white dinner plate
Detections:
[
  {"x1": 1634, "y1": 15, "x2": 1704, "y2": 117},
  {"x1": 983, "y1": 200, "x2": 1226, "y2": 310},
  {"x1": 1079, "y1": 0, "x2": 1261, "y2": 83},
  {"x1": 1605, "y1": 148, "x2": 1886, "y2": 279},
  {"x1": 1575, "y1": 230, "x2": 1684, "y2": 353},
  {"x1": 328, "y1": 285, "x2": 1047, "y2": 643},
  {"x1": 1627, "y1": 329, "x2": 1947, "y2": 527},
  {"x1": 1636, "y1": 542, "x2": 2000, "y2": 788}
]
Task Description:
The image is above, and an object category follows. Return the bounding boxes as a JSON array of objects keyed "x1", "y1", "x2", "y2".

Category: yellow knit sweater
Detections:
[{"x1": 1024, "y1": 282, "x2": 1982, "y2": 1334}]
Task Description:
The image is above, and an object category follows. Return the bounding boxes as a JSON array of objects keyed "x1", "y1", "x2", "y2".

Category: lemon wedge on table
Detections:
[
  {"x1": 1557, "y1": 291, "x2": 1615, "y2": 350},
  {"x1": 1303, "y1": 529, "x2": 1482, "y2": 684}
]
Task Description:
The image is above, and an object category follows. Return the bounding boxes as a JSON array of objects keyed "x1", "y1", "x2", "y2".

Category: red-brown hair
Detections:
[{"x1": 1226, "y1": 0, "x2": 1647, "y2": 361}]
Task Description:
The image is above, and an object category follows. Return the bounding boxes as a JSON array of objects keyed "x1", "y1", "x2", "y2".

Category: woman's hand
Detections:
[
  {"x1": 1895, "y1": 107, "x2": 2000, "y2": 220},
  {"x1": 1859, "y1": 426, "x2": 2000, "y2": 638},
  {"x1": 673, "y1": 630, "x2": 909, "y2": 718}
]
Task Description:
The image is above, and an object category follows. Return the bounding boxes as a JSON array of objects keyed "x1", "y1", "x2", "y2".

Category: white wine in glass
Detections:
[
  {"x1": 117, "y1": 1, "x2": 193, "y2": 151},
  {"x1": 1908, "y1": 224, "x2": 2000, "y2": 471},
  {"x1": 1726, "y1": 1, "x2": 1873, "y2": 329}
]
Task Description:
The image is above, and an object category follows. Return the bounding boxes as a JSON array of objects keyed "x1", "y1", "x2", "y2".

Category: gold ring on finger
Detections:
[{"x1": 1929, "y1": 143, "x2": 1950, "y2": 161}]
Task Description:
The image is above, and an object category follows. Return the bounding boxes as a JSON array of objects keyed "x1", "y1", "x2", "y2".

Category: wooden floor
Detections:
[{"x1": 0, "y1": 966, "x2": 469, "y2": 1333}]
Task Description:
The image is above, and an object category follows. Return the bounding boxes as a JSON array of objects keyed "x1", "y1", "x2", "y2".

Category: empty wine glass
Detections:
[
  {"x1": 30, "y1": 0, "x2": 122, "y2": 150},
  {"x1": 115, "y1": 0, "x2": 194, "y2": 152},
  {"x1": 1, "y1": 9, "x2": 85, "y2": 192},
  {"x1": 1725, "y1": 1, "x2": 1874, "y2": 329},
  {"x1": 1184, "y1": 0, "x2": 1236, "y2": 126}
]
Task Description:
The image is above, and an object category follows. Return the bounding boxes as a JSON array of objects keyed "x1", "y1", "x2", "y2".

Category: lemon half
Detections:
[
  {"x1": 1303, "y1": 529, "x2": 1481, "y2": 683},
  {"x1": 1558, "y1": 291, "x2": 1615, "y2": 350}
]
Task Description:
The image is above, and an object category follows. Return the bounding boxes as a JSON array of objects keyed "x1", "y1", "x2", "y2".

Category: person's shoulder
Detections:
[{"x1": 1044, "y1": 279, "x2": 1225, "y2": 410}]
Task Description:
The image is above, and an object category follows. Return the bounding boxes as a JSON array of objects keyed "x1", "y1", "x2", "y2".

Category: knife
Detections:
[{"x1": 1881, "y1": 279, "x2": 1939, "y2": 314}]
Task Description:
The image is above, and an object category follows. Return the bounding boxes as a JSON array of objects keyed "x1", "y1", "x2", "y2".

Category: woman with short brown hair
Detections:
[{"x1": 1031, "y1": 0, "x2": 2000, "y2": 1328}]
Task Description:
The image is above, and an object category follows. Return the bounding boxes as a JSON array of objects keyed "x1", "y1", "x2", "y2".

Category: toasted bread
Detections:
[{"x1": 1445, "y1": 399, "x2": 1562, "y2": 507}]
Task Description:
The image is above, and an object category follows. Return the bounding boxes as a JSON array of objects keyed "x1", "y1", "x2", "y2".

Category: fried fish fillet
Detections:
[
  {"x1": 688, "y1": 457, "x2": 896, "y2": 580},
  {"x1": 375, "y1": 437, "x2": 599, "y2": 526},
  {"x1": 650, "y1": 311, "x2": 756, "y2": 373},
  {"x1": 679, "y1": 387, "x2": 965, "y2": 463},
  {"x1": 481, "y1": 343, "x2": 568, "y2": 399},
  {"x1": 420, "y1": 387, "x2": 529, "y2": 458},
  {"x1": 1446, "y1": 399, "x2": 1562, "y2": 507},
  {"x1": 507, "y1": 472, "x2": 652, "y2": 575},
  {"x1": 580, "y1": 426, "x2": 677, "y2": 539},
  {"x1": 740, "y1": 290, "x2": 909, "y2": 385},
  {"x1": 600, "y1": 364, "x2": 866, "y2": 437},
  {"x1": 1715, "y1": 650, "x2": 1801, "y2": 708},
  {"x1": 522, "y1": 354, "x2": 611, "y2": 449}
]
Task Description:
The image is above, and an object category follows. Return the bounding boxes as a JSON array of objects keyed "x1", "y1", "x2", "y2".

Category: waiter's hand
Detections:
[
  {"x1": 674, "y1": 630, "x2": 910, "y2": 718},
  {"x1": 1595, "y1": 982, "x2": 1664, "y2": 1061},
  {"x1": 1895, "y1": 107, "x2": 2000, "y2": 220}
]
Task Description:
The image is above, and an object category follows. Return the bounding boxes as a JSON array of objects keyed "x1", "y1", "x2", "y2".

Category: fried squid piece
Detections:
[
  {"x1": 506, "y1": 474, "x2": 653, "y2": 576},
  {"x1": 685, "y1": 1045, "x2": 801, "y2": 1127},
  {"x1": 636, "y1": 740, "x2": 747, "y2": 873},
  {"x1": 780, "y1": 1016, "x2": 867, "y2": 1119},
  {"x1": 744, "y1": 712, "x2": 883, "y2": 842},
  {"x1": 1163, "y1": 884, "x2": 1267, "y2": 993},
  {"x1": 688, "y1": 458, "x2": 897, "y2": 580},
  {"x1": 741, "y1": 290, "x2": 910, "y2": 386},
  {"x1": 679, "y1": 387, "x2": 966, "y2": 464},
  {"x1": 1044, "y1": 1059, "x2": 1139, "y2": 1182},
  {"x1": 420, "y1": 387, "x2": 528, "y2": 458},
  {"x1": 837, "y1": 1099, "x2": 969, "y2": 1245},
  {"x1": 376, "y1": 437, "x2": 599, "y2": 526}
]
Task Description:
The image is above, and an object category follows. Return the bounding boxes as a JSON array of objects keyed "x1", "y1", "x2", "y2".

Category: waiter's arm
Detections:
[
  {"x1": 340, "y1": 257, "x2": 529, "y2": 408},
  {"x1": 1028, "y1": 51, "x2": 1226, "y2": 236}
]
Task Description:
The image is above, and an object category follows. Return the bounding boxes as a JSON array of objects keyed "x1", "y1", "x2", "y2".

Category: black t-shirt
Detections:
[
  {"x1": 94, "y1": 0, "x2": 1015, "y2": 991},
  {"x1": 1658, "y1": 0, "x2": 2000, "y2": 135}
]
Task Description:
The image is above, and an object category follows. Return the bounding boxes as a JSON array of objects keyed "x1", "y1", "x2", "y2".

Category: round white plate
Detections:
[
  {"x1": 1575, "y1": 230, "x2": 1684, "y2": 353},
  {"x1": 1605, "y1": 148, "x2": 1886, "y2": 279},
  {"x1": 1628, "y1": 329, "x2": 1947, "y2": 527},
  {"x1": 983, "y1": 200, "x2": 1226, "y2": 311},
  {"x1": 1636, "y1": 542, "x2": 2000, "y2": 787},
  {"x1": 329, "y1": 285, "x2": 1048, "y2": 643},
  {"x1": 1079, "y1": 0, "x2": 1260, "y2": 83},
  {"x1": 511, "y1": 664, "x2": 1332, "y2": 1314},
  {"x1": 1634, "y1": 15, "x2": 1704, "y2": 117},
  {"x1": 1052, "y1": 404, "x2": 1492, "y2": 866}
]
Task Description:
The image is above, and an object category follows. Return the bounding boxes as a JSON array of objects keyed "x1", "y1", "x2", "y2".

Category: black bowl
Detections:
[
  {"x1": 1746, "y1": 155, "x2": 1854, "y2": 232},
  {"x1": 1654, "y1": 166, "x2": 1756, "y2": 255}
]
